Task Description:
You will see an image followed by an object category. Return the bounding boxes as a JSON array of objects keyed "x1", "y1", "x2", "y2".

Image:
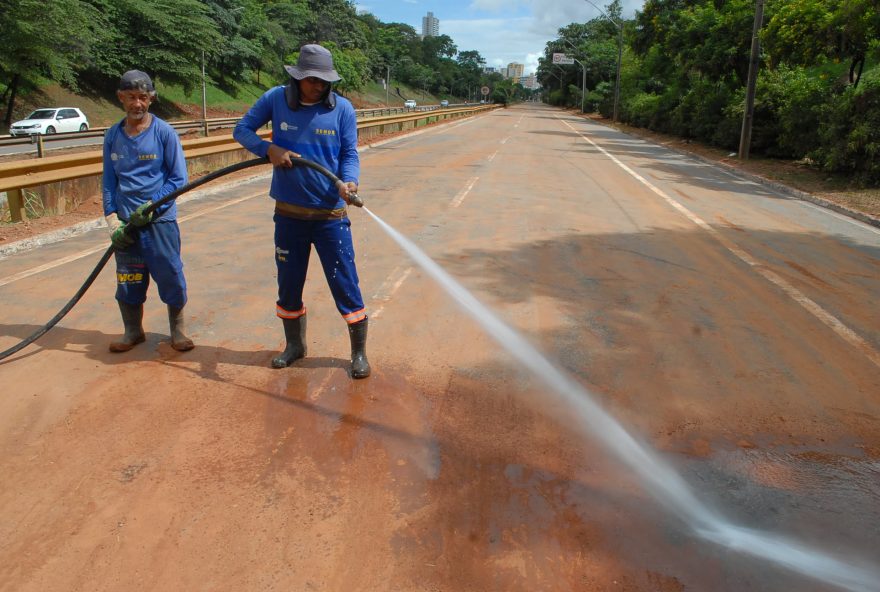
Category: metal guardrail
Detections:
[
  {"x1": 0, "y1": 104, "x2": 498, "y2": 223},
  {"x1": 0, "y1": 103, "x2": 476, "y2": 148}
]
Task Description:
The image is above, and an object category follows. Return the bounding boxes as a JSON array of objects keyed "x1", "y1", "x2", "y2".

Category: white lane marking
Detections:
[
  {"x1": 500, "y1": 136, "x2": 510, "y2": 145},
  {"x1": 371, "y1": 266, "x2": 414, "y2": 320},
  {"x1": 309, "y1": 371, "x2": 336, "y2": 402},
  {"x1": 0, "y1": 246, "x2": 107, "y2": 288},
  {"x1": 558, "y1": 117, "x2": 880, "y2": 369},
  {"x1": 488, "y1": 151, "x2": 498, "y2": 162},
  {"x1": 514, "y1": 114, "x2": 525, "y2": 128},
  {"x1": 0, "y1": 190, "x2": 266, "y2": 288},
  {"x1": 451, "y1": 177, "x2": 479, "y2": 208}
]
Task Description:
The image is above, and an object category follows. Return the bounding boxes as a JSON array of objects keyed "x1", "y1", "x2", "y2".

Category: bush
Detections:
[
  {"x1": 623, "y1": 92, "x2": 662, "y2": 127},
  {"x1": 752, "y1": 66, "x2": 829, "y2": 158},
  {"x1": 815, "y1": 71, "x2": 880, "y2": 183},
  {"x1": 670, "y1": 77, "x2": 736, "y2": 143}
]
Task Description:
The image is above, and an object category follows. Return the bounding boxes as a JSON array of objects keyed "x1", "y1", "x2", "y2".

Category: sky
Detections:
[{"x1": 353, "y1": 0, "x2": 646, "y2": 75}]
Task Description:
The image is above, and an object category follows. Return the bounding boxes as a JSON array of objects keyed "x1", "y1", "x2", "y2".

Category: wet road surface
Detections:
[{"x1": 1, "y1": 103, "x2": 879, "y2": 591}]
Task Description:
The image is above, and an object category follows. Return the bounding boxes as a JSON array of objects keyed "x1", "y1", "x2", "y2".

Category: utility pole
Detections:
[
  {"x1": 201, "y1": 50, "x2": 208, "y2": 137},
  {"x1": 738, "y1": 0, "x2": 764, "y2": 159},
  {"x1": 385, "y1": 64, "x2": 390, "y2": 106}
]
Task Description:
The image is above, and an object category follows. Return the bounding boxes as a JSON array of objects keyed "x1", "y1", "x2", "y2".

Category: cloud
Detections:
[
  {"x1": 444, "y1": 17, "x2": 549, "y2": 74},
  {"x1": 449, "y1": 0, "x2": 646, "y2": 73}
]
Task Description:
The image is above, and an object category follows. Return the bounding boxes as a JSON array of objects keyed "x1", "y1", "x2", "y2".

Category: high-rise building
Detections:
[
  {"x1": 505, "y1": 63, "x2": 525, "y2": 80},
  {"x1": 422, "y1": 12, "x2": 439, "y2": 38}
]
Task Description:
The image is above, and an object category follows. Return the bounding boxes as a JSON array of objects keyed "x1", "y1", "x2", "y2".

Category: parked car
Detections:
[
  {"x1": 404, "y1": 99, "x2": 417, "y2": 109},
  {"x1": 440, "y1": 100, "x2": 449, "y2": 107},
  {"x1": 9, "y1": 108, "x2": 90, "y2": 136}
]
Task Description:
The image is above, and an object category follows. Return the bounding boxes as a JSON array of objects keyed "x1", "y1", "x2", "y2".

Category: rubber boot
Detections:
[
  {"x1": 272, "y1": 315, "x2": 307, "y2": 368},
  {"x1": 168, "y1": 305, "x2": 195, "y2": 351},
  {"x1": 348, "y1": 317, "x2": 371, "y2": 379},
  {"x1": 109, "y1": 302, "x2": 146, "y2": 353}
]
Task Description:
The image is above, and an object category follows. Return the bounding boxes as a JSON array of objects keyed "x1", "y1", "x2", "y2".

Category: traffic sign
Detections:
[
  {"x1": 481, "y1": 86, "x2": 490, "y2": 96},
  {"x1": 552, "y1": 52, "x2": 575, "y2": 65}
]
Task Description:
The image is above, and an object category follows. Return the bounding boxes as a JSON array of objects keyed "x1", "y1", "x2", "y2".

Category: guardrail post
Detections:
[
  {"x1": 37, "y1": 134, "x2": 45, "y2": 158},
  {"x1": 7, "y1": 188, "x2": 25, "y2": 223},
  {"x1": 203, "y1": 120, "x2": 209, "y2": 137}
]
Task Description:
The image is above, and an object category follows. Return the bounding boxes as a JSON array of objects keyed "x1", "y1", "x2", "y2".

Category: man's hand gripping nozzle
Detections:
[{"x1": 336, "y1": 180, "x2": 364, "y2": 207}]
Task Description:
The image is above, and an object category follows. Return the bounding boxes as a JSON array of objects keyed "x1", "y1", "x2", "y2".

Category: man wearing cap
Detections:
[
  {"x1": 234, "y1": 44, "x2": 370, "y2": 379},
  {"x1": 102, "y1": 69, "x2": 194, "y2": 353}
]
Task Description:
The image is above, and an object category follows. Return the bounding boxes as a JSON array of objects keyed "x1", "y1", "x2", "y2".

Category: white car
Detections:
[
  {"x1": 10, "y1": 107, "x2": 90, "y2": 136},
  {"x1": 404, "y1": 99, "x2": 417, "y2": 109}
]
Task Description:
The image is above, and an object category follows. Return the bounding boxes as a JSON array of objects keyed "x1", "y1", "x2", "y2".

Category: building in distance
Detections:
[{"x1": 422, "y1": 11, "x2": 439, "y2": 38}]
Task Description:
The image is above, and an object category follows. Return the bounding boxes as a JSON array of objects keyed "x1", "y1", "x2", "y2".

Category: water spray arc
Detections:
[{"x1": 361, "y1": 205, "x2": 880, "y2": 592}]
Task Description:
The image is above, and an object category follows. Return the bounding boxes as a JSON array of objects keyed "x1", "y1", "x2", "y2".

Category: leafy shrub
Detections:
[
  {"x1": 815, "y1": 71, "x2": 880, "y2": 183},
  {"x1": 623, "y1": 92, "x2": 662, "y2": 127}
]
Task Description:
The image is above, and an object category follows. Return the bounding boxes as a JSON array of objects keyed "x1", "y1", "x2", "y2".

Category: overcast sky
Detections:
[{"x1": 354, "y1": 0, "x2": 646, "y2": 75}]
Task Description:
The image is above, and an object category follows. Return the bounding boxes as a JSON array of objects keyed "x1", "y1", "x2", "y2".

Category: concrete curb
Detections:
[
  {"x1": 676, "y1": 146, "x2": 880, "y2": 230},
  {"x1": 583, "y1": 115, "x2": 880, "y2": 231},
  {"x1": 0, "y1": 172, "x2": 270, "y2": 259}
]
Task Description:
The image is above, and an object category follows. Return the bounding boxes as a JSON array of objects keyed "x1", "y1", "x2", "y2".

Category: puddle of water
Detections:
[{"x1": 362, "y1": 206, "x2": 880, "y2": 592}]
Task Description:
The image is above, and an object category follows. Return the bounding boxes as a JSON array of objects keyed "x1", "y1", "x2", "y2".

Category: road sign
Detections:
[
  {"x1": 481, "y1": 86, "x2": 490, "y2": 96},
  {"x1": 552, "y1": 52, "x2": 575, "y2": 65}
]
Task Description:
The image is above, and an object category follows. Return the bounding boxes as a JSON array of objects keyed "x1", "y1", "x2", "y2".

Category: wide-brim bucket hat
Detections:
[{"x1": 284, "y1": 44, "x2": 341, "y2": 83}]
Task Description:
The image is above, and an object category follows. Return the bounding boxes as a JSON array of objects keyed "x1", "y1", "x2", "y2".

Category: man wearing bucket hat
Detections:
[
  {"x1": 102, "y1": 69, "x2": 194, "y2": 353},
  {"x1": 234, "y1": 44, "x2": 370, "y2": 379}
]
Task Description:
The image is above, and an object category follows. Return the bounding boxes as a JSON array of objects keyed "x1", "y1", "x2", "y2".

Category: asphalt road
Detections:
[
  {"x1": 0, "y1": 134, "x2": 104, "y2": 157},
  {"x1": 1, "y1": 103, "x2": 878, "y2": 591}
]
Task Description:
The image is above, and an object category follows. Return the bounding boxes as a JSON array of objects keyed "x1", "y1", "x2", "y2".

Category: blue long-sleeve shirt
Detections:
[
  {"x1": 102, "y1": 115, "x2": 187, "y2": 221},
  {"x1": 233, "y1": 86, "x2": 360, "y2": 209}
]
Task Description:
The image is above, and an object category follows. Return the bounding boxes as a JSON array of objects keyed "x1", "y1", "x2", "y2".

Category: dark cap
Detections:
[
  {"x1": 283, "y1": 44, "x2": 341, "y2": 83},
  {"x1": 118, "y1": 70, "x2": 155, "y2": 93}
]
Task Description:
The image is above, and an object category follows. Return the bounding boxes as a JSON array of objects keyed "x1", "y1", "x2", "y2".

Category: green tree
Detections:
[
  {"x1": 83, "y1": 0, "x2": 222, "y2": 93},
  {"x1": 0, "y1": 0, "x2": 99, "y2": 125}
]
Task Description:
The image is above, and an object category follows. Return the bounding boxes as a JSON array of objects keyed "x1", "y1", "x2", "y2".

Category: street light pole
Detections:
[
  {"x1": 584, "y1": 0, "x2": 622, "y2": 122},
  {"x1": 563, "y1": 39, "x2": 587, "y2": 113}
]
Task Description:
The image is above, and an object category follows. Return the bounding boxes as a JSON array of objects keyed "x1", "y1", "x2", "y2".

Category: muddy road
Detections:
[{"x1": 1, "y1": 104, "x2": 878, "y2": 591}]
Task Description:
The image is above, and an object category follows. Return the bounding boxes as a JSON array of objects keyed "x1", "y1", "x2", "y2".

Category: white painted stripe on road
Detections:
[
  {"x1": 0, "y1": 245, "x2": 106, "y2": 288},
  {"x1": 0, "y1": 190, "x2": 266, "y2": 288},
  {"x1": 371, "y1": 266, "x2": 413, "y2": 320},
  {"x1": 500, "y1": 136, "x2": 510, "y2": 144},
  {"x1": 451, "y1": 177, "x2": 479, "y2": 208},
  {"x1": 488, "y1": 151, "x2": 498, "y2": 162},
  {"x1": 559, "y1": 116, "x2": 880, "y2": 370}
]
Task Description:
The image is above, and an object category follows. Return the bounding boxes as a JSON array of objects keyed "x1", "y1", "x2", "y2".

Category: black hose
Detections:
[{"x1": 0, "y1": 155, "x2": 361, "y2": 361}]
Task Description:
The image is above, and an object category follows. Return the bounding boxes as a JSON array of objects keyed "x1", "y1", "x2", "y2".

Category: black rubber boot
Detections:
[
  {"x1": 348, "y1": 317, "x2": 371, "y2": 379},
  {"x1": 272, "y1": 315, "x2": 307, "y2": 368},
  {"x1": 109, "y1": 301, "x2": 146, "y2": 352},
  {"x1": 168, "y1": 305, "x2": 194, "y2": 351}
]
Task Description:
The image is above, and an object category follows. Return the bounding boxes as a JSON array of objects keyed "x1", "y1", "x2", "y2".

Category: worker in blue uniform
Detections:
[
  {"x1": 102, "y1": 70, "x2": 194, "y2": 353},
  {"x1": 234, "y1": 44, "x2": 370, "y2": 378}
]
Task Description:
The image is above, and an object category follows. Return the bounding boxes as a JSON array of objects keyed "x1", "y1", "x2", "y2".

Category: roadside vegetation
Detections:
[
  {"x1": 538, "y1": 0, "x2": 880, "y2": 186},
  {"x1": 0, "y1": 0, "x2": 532, "y2": 132}
]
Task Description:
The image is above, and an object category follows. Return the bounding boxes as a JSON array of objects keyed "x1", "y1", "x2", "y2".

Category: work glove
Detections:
[
  {"x1": 110, "y1": 224, "x2": 135, "y2": 250},
  {"x1": 129, "y1": 201, "x2": 154, "y2": 227}
]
